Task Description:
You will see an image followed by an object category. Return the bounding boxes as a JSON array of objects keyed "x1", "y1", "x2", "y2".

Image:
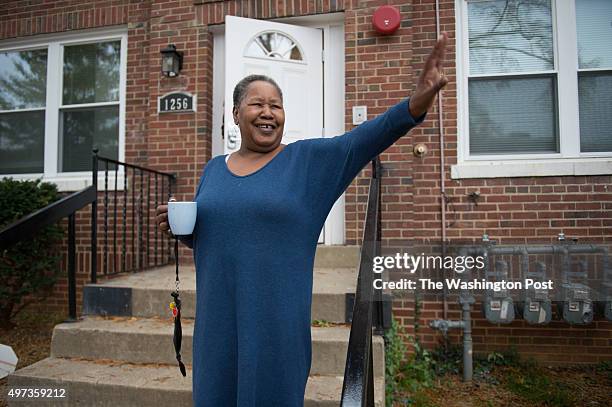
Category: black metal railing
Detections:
[
  {"x1": 341, "y1": 157, "x2": 389, "y2": 406},
  {"x1": 0, "y1": 186, "x2": 97, "y2": 321},
  {"x1": 91, "y1": 150, "x2": 176, "y2": 283},
  {"x1": 0, "y1": 151, "x2": 177, "y2": 321}
]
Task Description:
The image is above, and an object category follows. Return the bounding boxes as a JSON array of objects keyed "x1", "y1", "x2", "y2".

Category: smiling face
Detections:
[{"x1": 233, "y1": 80, "x2": 285, "y2": 153}]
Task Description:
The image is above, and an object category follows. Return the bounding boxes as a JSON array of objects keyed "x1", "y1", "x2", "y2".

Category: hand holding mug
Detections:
[
  {"x1": 167, "y1": 199, "x2": 197, "y2": 236},
  {"x1": 155, "y1": 198, "x2": 173, "y2": 236}
]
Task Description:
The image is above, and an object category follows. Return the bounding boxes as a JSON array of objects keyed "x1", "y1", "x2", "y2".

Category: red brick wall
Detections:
[
  {"x1": 392, "y1": 0, "x2": 611, "y2": 365},
  {"x1": 2, "y1": 0, "x2": 610, "y2": 365}
]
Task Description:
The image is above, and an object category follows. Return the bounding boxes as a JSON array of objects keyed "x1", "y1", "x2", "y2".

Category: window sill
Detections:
[
  {"x1": 451, "y1": 158, "x2": 612, "y2": 179},
  {"x1": 2, "y1": 173, "x2": 126, "y2": 192}
]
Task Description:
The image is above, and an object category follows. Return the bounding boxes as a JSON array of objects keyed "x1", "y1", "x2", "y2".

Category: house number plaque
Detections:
[{"x1": 158, "y1": 92, "x2": 196, "y2": 113}]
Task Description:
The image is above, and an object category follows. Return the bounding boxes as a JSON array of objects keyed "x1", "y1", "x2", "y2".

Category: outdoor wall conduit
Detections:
[{"x1": 434, "y1": 0, "x2": 449, "y2": 321}]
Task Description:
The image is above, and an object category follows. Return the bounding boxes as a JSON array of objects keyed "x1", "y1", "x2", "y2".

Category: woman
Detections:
[{"x1": 156, "y1": 33, "x2": 448, "y2": 406}]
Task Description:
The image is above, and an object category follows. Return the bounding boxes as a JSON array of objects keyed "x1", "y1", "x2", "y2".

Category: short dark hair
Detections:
[{"x1": 232, "y1": 74, "x2": 283, "y2": 108}]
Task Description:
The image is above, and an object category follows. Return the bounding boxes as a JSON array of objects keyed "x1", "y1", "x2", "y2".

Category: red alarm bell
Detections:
[{"x1": 372, "y1": 5, "x2": 401, "y2": 35}]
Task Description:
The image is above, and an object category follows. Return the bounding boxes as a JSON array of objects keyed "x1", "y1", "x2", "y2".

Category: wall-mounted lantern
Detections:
[{"x1": 160, "y1": 44, "x2": 183, "y2": 77}]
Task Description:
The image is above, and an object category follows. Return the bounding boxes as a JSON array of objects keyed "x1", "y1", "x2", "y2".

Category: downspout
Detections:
[{"x1": 434, "y1": 0, "x2": 448, "y2": 319}]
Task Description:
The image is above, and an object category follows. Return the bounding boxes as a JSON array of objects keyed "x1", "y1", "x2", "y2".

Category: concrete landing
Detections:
[{"x1": 84, "y1": 265, "x2": 357, "y2": 323}]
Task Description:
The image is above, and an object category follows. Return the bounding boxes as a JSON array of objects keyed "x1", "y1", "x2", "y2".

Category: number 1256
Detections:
[{"x1": 165, "y1": 98, "x2": 189, "y2": 111}]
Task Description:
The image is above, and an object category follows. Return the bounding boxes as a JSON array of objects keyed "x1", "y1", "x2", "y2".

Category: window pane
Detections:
[
  {"x1": 579, "y1": 72, "x2": 612, "y2": 152},
  {"x1": 0, "y1": 49, "x2": 47, "y2": 110},
  {"x1": 576, "y1": 0, "x2": 612, "y2": 69},
  {"x1": 245, "y1": 32, "x2": 303, "y2": 61},
  {"x1": 469, "y1": 76, "x2": 558, "y2": 155},
  {"x1": 0, "y1": 111, "x2": 45, "y2": 174},
  {"x1": 63, "y1": 41, "x2": 120, "y2": 105},
  {"x1": 60, "y1": 106, "x2": 118, "y2": 172},
  {"x1": 468, "y1": 0, "x2": 553, "y2": 75}
]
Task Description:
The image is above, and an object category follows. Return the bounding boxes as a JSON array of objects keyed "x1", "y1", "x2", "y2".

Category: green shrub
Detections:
[
  {"x1": 385, "y1": 318, "x2": 409, "y2": 406},
  {"x1": 430, "y1": 337, "x2": 462, "y2": 376},
  {"x1": 384, "y1": 318, "x2": 438, "y2": 406},
  {"x1": 401, "y1": 337, "x2": 436, "y2": 392},
  {"x1": 595, "y1": 360, "x2": 612, "y2": 381},
  {"x1": 0, "y1": 178, "x2": 63, "y2": 328}
]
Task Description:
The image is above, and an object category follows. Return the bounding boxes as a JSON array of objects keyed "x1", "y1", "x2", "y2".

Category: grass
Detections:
[{"x1": 311, "y1": 319, "x2": 333, "y2": 327}]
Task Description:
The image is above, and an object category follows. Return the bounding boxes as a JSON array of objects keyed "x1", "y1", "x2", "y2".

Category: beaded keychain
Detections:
[{"x1": 170, "y1": 235, "x2": 186, "y2": 377}]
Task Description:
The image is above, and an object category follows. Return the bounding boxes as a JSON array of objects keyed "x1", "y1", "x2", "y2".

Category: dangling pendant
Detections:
[{"x1": 169, "y1": 301, "x2": 178, "y2": 317}]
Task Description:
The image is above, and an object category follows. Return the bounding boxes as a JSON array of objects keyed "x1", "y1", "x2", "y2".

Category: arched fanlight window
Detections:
[{"x1": 245, "y1": 31, "x2": 304, "y2": 62}]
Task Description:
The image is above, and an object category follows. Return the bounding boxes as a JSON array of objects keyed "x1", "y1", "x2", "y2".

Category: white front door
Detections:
[{"x1": 224, "y1": 15, "x2": 323, "y2": 153}]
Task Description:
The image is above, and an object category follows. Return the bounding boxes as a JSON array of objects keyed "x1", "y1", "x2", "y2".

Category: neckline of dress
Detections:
[{"x1": 223, "y1": 144, "x2": 291, "y2": 178}]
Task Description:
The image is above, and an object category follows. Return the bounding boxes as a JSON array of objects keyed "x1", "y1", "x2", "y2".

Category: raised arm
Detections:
[{"x1": 303, "y1": 33, "x2": 449, "y2": 217}]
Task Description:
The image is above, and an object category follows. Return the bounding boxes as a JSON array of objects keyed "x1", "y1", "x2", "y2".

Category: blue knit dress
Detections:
[{"x1": 183, "y1": 99, "x2": 423, "y2": 406}]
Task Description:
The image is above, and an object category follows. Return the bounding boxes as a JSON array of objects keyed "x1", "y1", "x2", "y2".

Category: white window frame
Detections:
[
  {"x1": 453, "y1": 0, "x2": 612, "y2": 179},
  {"x1": 0, "y1": 26, "x2": 127, "y2": 191}
]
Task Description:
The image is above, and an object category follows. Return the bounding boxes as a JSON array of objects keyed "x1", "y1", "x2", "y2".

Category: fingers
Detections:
[
  {"x1": 435, "y1": 31, "x2": 448, "y2": 68},
  {"x1": 162, "y1": 198, "x2": 177, "y2": 235},
  {"x1": 418, "y1": 32, "x2": 448, "y2": 91},
  {"x1": 155, "y1": 204, "x2": 168, "y2": 216},
  {"x1": 156, "y1": 212, "x2": 168, "y2": 226},
  {"x1": 156, "y1": 216, "x2": 170, "y2": 231},
  {"x1": 158, "y1": 219, "x2": 172, "y2": 236},
  {"x1": 424, "y1": 31, "x2": 448, "y2": 71},
  {"x1": 155, "y1": 204, "x2": 171, "y2": 234},
  {"x1": 437, "y1": 74, "x2": 448, "y2": 91}
]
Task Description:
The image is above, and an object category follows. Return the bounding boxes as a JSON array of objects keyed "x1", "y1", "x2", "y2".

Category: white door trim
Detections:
[{"x1": 211, "y1": 14, "x2": 345, "y2": 244}]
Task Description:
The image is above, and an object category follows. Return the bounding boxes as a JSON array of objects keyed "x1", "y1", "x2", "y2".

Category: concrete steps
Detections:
[
  {"x1": 9, "y1": 358, "x2": 193, "y2": 406},
  {"x1": 9, "y1": 358, "x2": 384, "y2": 407},
  {"x1": 8, "y1": 245, "x2": 386, "y2": 406},
  {"x1": 48, "y1": 316, "x2": 384, "y2": 377}
]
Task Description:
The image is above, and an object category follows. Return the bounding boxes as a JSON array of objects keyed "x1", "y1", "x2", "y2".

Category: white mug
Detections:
[{"x1": 168, "y1": 201, "x2": 197, "y2": 236}]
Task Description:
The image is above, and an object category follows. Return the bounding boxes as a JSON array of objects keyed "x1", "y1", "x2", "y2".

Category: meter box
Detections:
[
  {"x1": 483, "y1": 260, "x2": 515, "y2": 324},
  {"x1": 484, "y1": 294, "x2": 515, "y2": 324},
  {"x1": 523, "y1": 294, "x2": 552, "y2": 325},
  {"x1": 560, "y1": 283, "x2": 593, "y2": 325},
  {"x1": 521, "y1": 262, "x2": 551, "y2": 325}
]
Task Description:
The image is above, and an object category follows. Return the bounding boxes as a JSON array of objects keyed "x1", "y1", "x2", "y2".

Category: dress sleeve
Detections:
[
  {"x1": 304, "y1": 98, "x2": 425, "y2": 218},
  {"x1": 177, "y1": 158, "x2": 214, "y2": 249}
]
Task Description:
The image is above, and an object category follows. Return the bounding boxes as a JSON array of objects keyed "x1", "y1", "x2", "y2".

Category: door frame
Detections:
[{"x1": 210, "y1": 13, "x2": 346, "y2": 245}]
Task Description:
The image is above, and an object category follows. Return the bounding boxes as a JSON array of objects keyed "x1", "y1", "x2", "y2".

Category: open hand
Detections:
[{"x1": 409, "y1": 32, "x2": 449, "y2": 118}]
